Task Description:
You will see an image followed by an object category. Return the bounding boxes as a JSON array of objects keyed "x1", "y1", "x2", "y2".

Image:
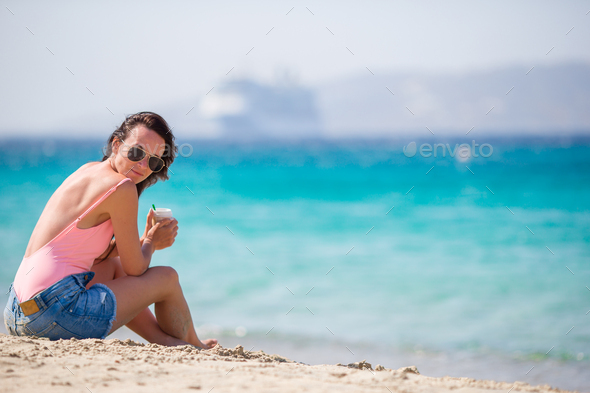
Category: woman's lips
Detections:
[{"x1": 131, "y1": 168, "x2": 143, "y2": 176}]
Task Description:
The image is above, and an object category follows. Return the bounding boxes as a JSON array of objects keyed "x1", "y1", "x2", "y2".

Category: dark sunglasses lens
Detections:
[
  {"x1": 149, "y1": 157, "x2": 164, "y2": 172},
  {"x1": 127, "y1": 147, "x2": 145, "y2": 162}
]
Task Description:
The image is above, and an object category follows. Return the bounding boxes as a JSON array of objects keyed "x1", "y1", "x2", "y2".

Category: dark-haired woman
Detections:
[{"x1": 4, "y1": 112, "x2": 217, "y2": 349}]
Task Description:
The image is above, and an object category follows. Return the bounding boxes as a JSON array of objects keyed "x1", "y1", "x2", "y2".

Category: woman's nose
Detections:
[{"x1": 137, "y1": 156, "x2": 149, "y2": 169}]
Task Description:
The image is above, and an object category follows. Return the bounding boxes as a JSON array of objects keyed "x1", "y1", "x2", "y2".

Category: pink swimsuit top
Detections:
[{"x1": 13, "y1": 177, "x2": 133, "y2": 303}]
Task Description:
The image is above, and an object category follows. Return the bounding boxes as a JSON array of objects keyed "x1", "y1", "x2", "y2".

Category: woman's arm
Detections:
[
  {"x1": 106, "y1": 180, "x2": 157, "y2": 276},
  {"x1": 95, "y1": 208, "x2": 176, "y2": 263}
]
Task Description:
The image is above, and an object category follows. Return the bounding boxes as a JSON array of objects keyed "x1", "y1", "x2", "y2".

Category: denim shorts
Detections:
[{"x1": 4, "y1": 271, "x2": 117, "y2": 340}]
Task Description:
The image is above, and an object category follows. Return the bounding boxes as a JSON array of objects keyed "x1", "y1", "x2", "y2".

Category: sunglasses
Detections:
[{"x1": 119, "y1": 140, "x2": 165, "y2": 173}]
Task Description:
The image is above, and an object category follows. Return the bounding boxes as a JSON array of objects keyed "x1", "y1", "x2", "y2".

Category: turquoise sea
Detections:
[{"x1": 1, "y1": 137, "x2": 589, "y2": 390}]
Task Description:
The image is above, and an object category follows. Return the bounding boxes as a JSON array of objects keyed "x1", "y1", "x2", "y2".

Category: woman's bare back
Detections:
[{"x1": 23, "y1": 161, "x2": 126, "y2": 259}]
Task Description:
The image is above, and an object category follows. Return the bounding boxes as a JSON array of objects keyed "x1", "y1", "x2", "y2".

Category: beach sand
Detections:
[{"x1": 0, "y1": 334, "x2": 571, "y2": 393}]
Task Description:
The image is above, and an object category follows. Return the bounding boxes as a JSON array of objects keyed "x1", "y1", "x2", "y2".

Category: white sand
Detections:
[{"x1": 0, "y1": 334, "x2": 571, "y2": 393}]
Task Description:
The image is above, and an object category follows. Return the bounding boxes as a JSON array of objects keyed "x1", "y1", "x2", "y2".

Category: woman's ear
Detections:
[{"x1": 111, "y1": 138, "x2": 120, "y2": 156}]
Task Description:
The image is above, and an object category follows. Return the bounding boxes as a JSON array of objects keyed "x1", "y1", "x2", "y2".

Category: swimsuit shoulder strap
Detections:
[{"x1": 78, "y1": 177, "x2": 133, "y2": 220}]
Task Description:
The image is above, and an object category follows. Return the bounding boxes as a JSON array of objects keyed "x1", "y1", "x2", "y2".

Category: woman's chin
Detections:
[
  {"x1": 128, "y1": 168, "x2": 145, "y2": 179},
  {"x1": 124, "y1": 171, "x2": 141, "y2": 183}
]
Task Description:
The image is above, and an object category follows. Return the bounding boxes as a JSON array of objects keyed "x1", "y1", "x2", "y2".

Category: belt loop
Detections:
[
  {"x1": 81, "y1": 271, "x2": 95, "y2": 285},
  {"x1": 71, "y1": 273, "x2": 83, "y2": 288},
  {"x1": 33, "y1": 293, "x2": 47, "y2": 310}
]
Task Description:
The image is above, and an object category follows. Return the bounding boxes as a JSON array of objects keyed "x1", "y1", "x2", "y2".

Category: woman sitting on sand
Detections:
[{"x1": 4, "y1": 112, "x2": 217, "y2": 349}]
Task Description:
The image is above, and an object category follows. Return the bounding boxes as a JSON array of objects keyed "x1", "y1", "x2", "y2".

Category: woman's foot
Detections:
[{"x1": 198, "y1": 338, "x2": 218, "y2": 349}]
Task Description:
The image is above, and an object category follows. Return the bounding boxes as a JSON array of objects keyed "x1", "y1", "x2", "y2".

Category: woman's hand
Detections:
[
  {"x1": 141, "y1": 209, "x2": 156, "y2": 241},
  {"x1": 143, "y1": 209, "x2": 178, "y2": 251}
]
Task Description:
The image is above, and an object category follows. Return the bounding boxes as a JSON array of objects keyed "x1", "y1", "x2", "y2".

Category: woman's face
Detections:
[{"x1": 110, "y1": 125, "x2": 166, "y2": 183}]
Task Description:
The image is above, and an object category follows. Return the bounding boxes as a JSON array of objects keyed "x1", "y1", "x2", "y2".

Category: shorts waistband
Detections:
[{"x1": 18, "y1": 272, "x2": 95, "y2": 316}]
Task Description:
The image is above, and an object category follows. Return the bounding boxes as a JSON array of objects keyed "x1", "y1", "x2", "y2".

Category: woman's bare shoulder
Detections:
[
  {"x1": 64, "y1": 162, "x2": 136, "y2": 216},
  {"x1": 91, "y1": 165, "x2": 136, "y2": 196},
  {"x1": 66, "y1": 161, "x2": 131, "y2": 195},
  {"x1": 75, "y1": 161, "x2": 101, "y2": 173},
  {"x1": 99, "y1": 174, "x2": 137, "y2": 211}
]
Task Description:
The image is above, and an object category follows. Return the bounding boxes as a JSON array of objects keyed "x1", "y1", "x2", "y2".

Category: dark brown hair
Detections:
[
  {"x1": 97, "y1": 111, "x2": 178, "y2": 262},
  {"x1": 101, "y1": 111, "x2": 177, "y2": 197}
]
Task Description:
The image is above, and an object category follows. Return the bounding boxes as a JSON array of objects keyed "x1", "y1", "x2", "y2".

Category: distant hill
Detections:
[
  {"x1": 315, "y1": 63, "x2": 590, "y2": 137},
  {"x1": 164, "y1": 63, "x2": 590, "y2": 140}
]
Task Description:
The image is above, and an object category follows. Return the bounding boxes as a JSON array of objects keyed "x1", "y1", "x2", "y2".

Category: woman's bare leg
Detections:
[
  {"x1": 125, "y1": 307, "x2": 189, "y2": 346},
  {"x1": 89, "y1": 258, "x2": 186, "y2": 345},
  {"x1": 88, "y1": 257, "x2": 217, "y2": 348},
  {"x1": 103, "y1": 267, "x2": 203, "y2": 345}
]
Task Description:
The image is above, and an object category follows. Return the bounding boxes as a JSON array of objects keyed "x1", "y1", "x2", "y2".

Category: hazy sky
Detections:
[{"x1": 1, "y1": 0, "x2": 589, "y2": 138}]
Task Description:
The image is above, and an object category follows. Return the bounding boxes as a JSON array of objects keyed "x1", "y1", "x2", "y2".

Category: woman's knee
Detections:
[{"x1": 149, "y1": 266, "x2": 179, "y2": 285}]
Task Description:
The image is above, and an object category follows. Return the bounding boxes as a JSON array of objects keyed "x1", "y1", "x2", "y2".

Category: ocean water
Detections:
[{"x1": 1, "y1": 137, "x2": 589, "y2": 390}]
